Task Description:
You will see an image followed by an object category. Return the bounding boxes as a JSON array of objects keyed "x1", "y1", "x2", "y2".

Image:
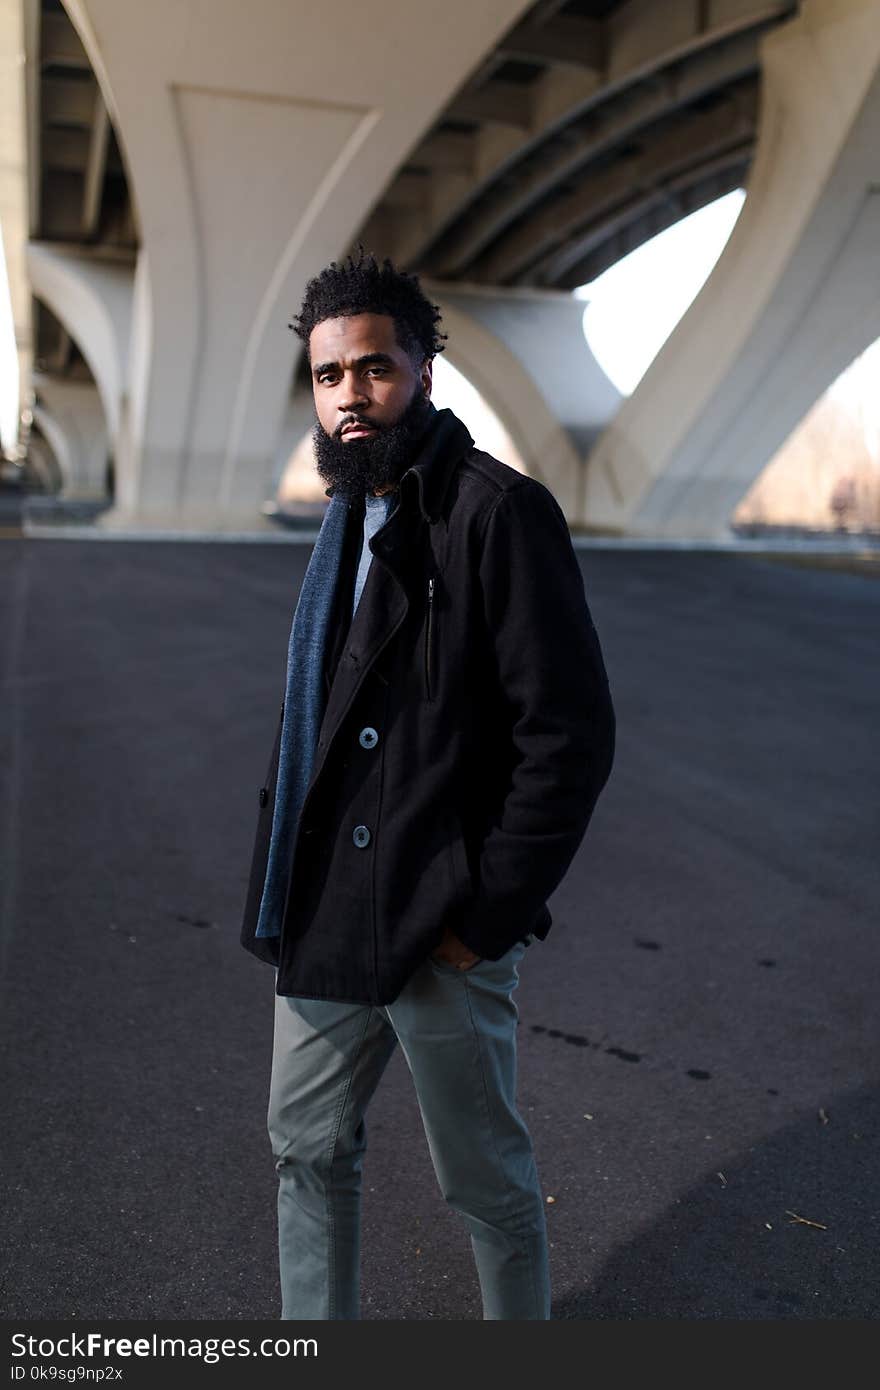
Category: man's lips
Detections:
[{"x1": 340, "y1": 423, "x2": 377, "y2": 439}]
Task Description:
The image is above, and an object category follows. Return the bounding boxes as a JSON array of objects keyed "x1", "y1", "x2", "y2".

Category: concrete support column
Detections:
[
  {"x1": 25, "y1": 243, "x2": 131, "y2": 441},
  {"x1": 584, "y1": 0, "x2": 880, "y2": 539},
  {"x1": 56, "y1": 0, "x2": 532, "y2": 533},
  {"x1": 31, "y1": 373, "x2": 109, "y2": 499},
  {"x1": 0, "y1": 0, "x2": 34, "y2": 454},
  {"x1": 428, "y1": 284, "x2": 621, "y2": 523}
]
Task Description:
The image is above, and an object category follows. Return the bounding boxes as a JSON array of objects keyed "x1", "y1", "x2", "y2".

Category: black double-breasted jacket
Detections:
[{"x1": 240, "y1": 407, "x2": 616, "y2": 1004}]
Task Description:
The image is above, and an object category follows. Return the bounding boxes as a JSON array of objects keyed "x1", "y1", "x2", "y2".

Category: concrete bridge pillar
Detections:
[
  {"x1": 584, "y1": 0, "x2": 880, "y2": 539},
  {"x1": 428, "y1": 284, "x2": 621, "y2": 522},
  {"x1": 31, "y1": 374, "x2": 109, "y2": 500},
  {"x1": 55, "y1": 0, "x2": 531, "y2": 532}
]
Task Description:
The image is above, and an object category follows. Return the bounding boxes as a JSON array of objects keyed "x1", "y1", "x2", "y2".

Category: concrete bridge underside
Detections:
[
  {"x1": 584, "y1": 0, "x2": 880, "y2": 538},
  {"x1": 8, "y1": 0, "x2": 880, "y2": 537}
]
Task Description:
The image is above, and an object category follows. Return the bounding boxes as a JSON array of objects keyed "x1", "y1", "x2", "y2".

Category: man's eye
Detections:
[{"x1": 366, "y1": 366, "x2": 386, "y2": 376}]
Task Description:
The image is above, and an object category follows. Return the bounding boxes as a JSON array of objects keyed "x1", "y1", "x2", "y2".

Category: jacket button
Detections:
[
  {"x1": 352, "y1": 824, "x2": 371, "y2": 848},
  {"x1": 259, "y1": 787, "x2": 268, "y2": 807},
  {"x1": 358, "y1": 726, "x2": 379, "y2": 749}
]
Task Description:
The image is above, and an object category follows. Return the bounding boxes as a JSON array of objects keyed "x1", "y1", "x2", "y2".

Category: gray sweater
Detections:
[{"x1": 352, "y1": 490, "x2": 397, "y2": 617}]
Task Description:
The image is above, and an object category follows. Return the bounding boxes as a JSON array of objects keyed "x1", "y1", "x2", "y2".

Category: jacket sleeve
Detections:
[{"x1": 454, "y1": 479, "x2": 616, "y2": 960}]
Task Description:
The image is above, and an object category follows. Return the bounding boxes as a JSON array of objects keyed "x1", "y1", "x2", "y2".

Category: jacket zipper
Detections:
[{"x1": 425, "y1": 575, "x2": 435, "y2": 702}]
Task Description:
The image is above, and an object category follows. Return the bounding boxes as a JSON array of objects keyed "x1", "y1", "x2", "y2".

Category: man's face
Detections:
[{"x1": 309, "y1": 312, "x2": 433, "y2": 496}]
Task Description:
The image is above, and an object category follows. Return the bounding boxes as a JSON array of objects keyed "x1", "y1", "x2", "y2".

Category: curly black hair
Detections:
[{"x1": 290, "y1": 247, "x2": 447, "y2": 364}]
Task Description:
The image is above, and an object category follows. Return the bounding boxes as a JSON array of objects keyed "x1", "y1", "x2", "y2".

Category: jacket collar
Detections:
[
  {"x1": 324, "y1": 403, "x2": 474, "y2": 526},
  {"x1": 399, "y1": 403, "x2": 474, "y2": 524}
]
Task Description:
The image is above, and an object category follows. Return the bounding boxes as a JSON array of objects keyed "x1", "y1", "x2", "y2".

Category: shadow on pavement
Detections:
[{"x1": 554, "y1": 1084, "x2": 878, "y2": 1320}]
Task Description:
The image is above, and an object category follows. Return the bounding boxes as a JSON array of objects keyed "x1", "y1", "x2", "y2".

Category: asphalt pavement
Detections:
[{"x1": 0, "y1": 534, "x2": 877, "y2": 1321}]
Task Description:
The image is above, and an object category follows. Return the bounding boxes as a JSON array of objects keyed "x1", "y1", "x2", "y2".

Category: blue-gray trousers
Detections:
[{"x1": 267, "y1": 940, "x2": 550, "y2": 1319}]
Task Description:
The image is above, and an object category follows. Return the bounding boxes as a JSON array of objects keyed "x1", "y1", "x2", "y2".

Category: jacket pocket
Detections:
[
  {"x1": 429, "y1": 952, "x2": 480, "y2": 976},
  {"x1": 446, "y1": 807, "x2": 473, "y2": 905},
  {"x1": 424, "y1": 573, "x2": 436, "y2": 702}
]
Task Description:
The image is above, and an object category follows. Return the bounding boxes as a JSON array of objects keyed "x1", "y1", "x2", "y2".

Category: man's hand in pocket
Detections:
[{"x1": 430, "y1": 927, "x2": 482, "y2": 971}]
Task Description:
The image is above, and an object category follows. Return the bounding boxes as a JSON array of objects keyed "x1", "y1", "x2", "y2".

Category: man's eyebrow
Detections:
[{"x1": 311, "y1": 352, "x2": 396, "y2": 377}]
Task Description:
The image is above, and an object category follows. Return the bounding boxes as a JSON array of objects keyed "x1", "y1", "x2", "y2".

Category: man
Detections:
[{"x1": 240, "y1": 250, "x2": 615, "y2": 1320}]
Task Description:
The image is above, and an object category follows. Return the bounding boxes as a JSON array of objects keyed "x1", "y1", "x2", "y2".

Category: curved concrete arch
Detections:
[
  {"x1": 61, "y1": 0, "x2": 218, "y2": 523},
  {"x1": 429, "y1": 30, "x2": 765, "y2": 280},
  {"x1": 31, "y1": 375, "x2": 109, "y2": 498},
  {"x1": 556, "y1": 162, "x2": 748, "y2": 293},
  {"x1": 583, "y1": 0, "x2": 880, "y2": 539},
  {"x1": 393, "y1": 0, "x2": 793, "y2": 271},
  {"x1": 58, "y1": 0, "x2": 535, "y2": 530},
  {"x1": 479, "y1": 82, "x2": 758, "y2": 284},
  {"x1": 30, "y1": 405, "x2": 73, "y2": 489},
  {"x1": 429, "y1": 290, "x2": 602, "y2": 520},
  {"x1": 25, "y1": 243, "x2": 131, "y2": 439}
]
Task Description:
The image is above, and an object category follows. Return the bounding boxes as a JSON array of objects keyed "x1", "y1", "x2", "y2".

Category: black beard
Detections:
[{"x1": 313, "y1": 388, "x2": 434, "y2": 498}]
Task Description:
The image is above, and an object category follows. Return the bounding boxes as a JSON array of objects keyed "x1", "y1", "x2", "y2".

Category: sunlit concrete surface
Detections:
[
  {"x1": 0, "y1": 0, "x2": 32, "y2": 453},
  {"x1": 27, "y1": 372, "x2": 108, "y2": 499},
  {"x1": 427, "y1": 282, "x2": 621, "y2": 519},
  {"x1": 54, "y1": 0, "x2": 533, "y2": 532},
  {"x1": 0, "y1": 535, "x2": 878, "y2": 1318},
  {"x1": 25, "y1": 243, "x2": 132, "y2": 442},
  {"x1": 585, "y1": 0, "x2": 880, "y2": 538}
]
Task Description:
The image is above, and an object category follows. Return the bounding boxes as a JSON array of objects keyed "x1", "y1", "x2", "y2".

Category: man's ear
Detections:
[{"x1": 420, "y1": 357, "x2": 433, "y2": 398}]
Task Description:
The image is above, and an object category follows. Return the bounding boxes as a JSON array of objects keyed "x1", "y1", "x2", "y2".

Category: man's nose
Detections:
[{"x1": 338, "y1": 374, "x2": 369, "y2": 412}]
